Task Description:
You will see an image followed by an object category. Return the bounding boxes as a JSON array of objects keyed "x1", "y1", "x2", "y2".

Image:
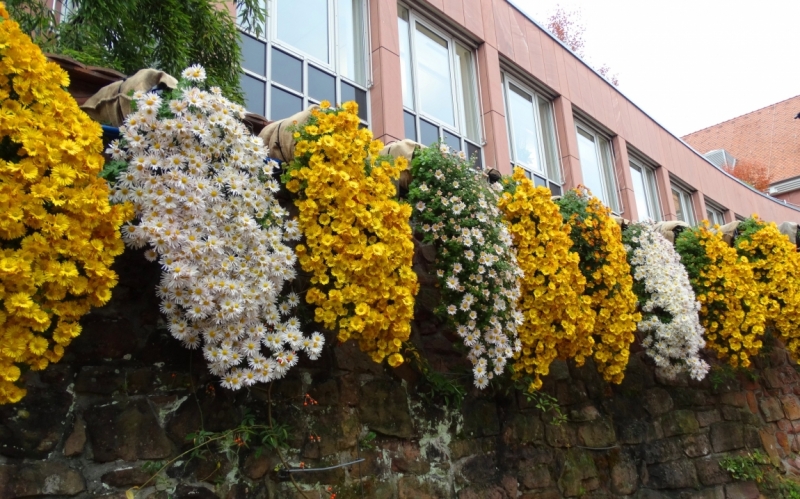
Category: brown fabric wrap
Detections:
[
  {"x1": 654, "y1": 221, "x2": 691, "y2": 243},
  {"x1": 716, "y1": 221, "x2": 741, "y2": 245},
  {"x1": 258, "y1": 106, "x2": 319, "y2": 162},
  {"x1": 778, "y1": 222, "x2": 799, "y2": 245},
  {"x1": 379, "y1": 139, "x2": 424, "y2": 162},
  {"x1": 80, "y1": 69, "x2": 178, "y2": 126}
]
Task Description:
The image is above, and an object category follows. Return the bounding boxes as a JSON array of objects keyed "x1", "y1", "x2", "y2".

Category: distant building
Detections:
[{"x1": 682, "y1": 95, "x2": 800, "y2": 203}]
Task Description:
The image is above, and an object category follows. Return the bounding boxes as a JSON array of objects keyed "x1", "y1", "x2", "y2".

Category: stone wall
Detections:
[{"x1": 1, "y1": 249, "x2": 800, "y2": 499}]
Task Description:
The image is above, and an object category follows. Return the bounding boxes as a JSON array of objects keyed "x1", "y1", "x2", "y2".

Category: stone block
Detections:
[
  {"x1": 63, "y1": 418, "x2": 86, "y2": 457},
  {"x1": 763, "y1": 368, "x2": 783, "y2": 389},
  {"x1": 720, "y1": 392, "x2": 747, "y2": 407},
  {"x1": 545, "y1": 423, "x2": 576, "y2": 448},
  {"x1": 759, "y1": 430, "x2": 781, "y2": 465},
  {"x1": 661, "y1": 410, "x2": 699, "y2": 437},
  {"x1": 643, "y1": 388, "x2": 673, "y2": 417},
  {"x1": 550, "y1": 360, "x2": 570, "y2": 381},
  {"x1": 520, "y1": 464, "x2": 552, "y2": 490},
  {"x1": 520, "y1": 489, "x2": 561, "y2": 499},
  {"x1": 75, "y1": 366, "x2": 126, "y2": 394},
  {"x1": 390, "y1": 441, "x2": 430, "y2": 475},
  {"x1": 643, "y1": 437, "x2": 682, "y2": 464},
  {"x1": 724, "y1": 481, "x2": 760, "y2": 499},
  {"x1": 646, "y1": 459, "x2": 698, "y2": 489},
  {"x1": 682, "y1": 433, "x2": 711, "y2": 457},
  {"x1": 557, "y1": 449, "x2": 598, "y2": 497},
  {"x1": 695, "y1": 457, "x2": 731, "y2": 486},
  {"x1": 759, "y1": 397, "x2": 784, "y2": 422},
  {"x1": 101, "y1": 468, "x2": 152, "y2": 488},
  {"x1": 174, "y1": 485, "x2": 218, "y2": 499},
  {"x1": 745, "y1": 392, "x2": 759, "y2": 415},
  {"x1": 777, "y1": 431, "x2": 791, "y2": 453},
  {"x1": 781, "y1": 395, "x2": 800, "y2": 420},
  {"x1": 11, "y1": 462, "x2": 85, "y2": 497},
  {"x1": 697, "y1": 409, "x2": 722, "y2": 427},
  {"x1": 398, "y1": 477, "x2": 437, "y2": 499},
  {"x1": 85, "y1": 399, "x2": 174, "y2": 462},
  {"x1": 609, "y1": 450, "x2": 638, "y2": 495},
  {"x1": 359, "y1": 379, "x2": 414, "y2": 439},
  {"x1": 503, "y1": 412, "x2": 543, "y2": 446},
  {"x1": 721, "y1": 406, "x2": 742, "y2": 421},
  {"x1": 710, "y1": 422, "x2": 744, "y2": 453},
  {"x1": 578, "y1": 417, "x2": 616, "y2": 448},
  {"x1": 635, "y1": 490, "x2": 671, "y2": 499}
]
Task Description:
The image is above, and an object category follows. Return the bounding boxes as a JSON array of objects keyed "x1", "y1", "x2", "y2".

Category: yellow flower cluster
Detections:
[
  {"x1": 735, "y1": 219, "x2": 800, "y2": 360},
  {"x1": 0, "y1": 6, "x2": 132, "y2": 404},
  {"x1": 557, "y1": 190, "x2": 640, "y2": 384},
  {"x1": 676, "y1": 222, "x2": 765, "y2": 368},
  {"x1": 285, "y1": 102, "x2": 418, "y2": 366},
  {"x1": 498, "y1": 170, "x2": 595, "y2": 391}
]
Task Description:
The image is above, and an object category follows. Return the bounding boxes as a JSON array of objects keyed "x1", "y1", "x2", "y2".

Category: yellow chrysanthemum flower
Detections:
[{"x1": 0, "y1": 4, "x2": 132, "y2": 404}]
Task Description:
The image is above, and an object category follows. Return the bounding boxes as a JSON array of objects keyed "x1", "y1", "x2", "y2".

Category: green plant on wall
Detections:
[{"x1": 5, "y1": 0, "x2": 265, "y2": 102}]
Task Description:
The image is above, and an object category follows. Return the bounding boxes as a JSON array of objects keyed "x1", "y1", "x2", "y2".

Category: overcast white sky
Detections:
[{"x1": 511, "y1": 0, "x2": 800, "y2": 137}]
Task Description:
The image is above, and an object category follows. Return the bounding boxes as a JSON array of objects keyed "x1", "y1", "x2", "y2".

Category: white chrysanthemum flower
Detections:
[
  {"x1": 113, "y1": 67, "x2": 323, "y2": 389},
  {"x1": 626, "y1": 222, "x2": 709, "y2": 380}
]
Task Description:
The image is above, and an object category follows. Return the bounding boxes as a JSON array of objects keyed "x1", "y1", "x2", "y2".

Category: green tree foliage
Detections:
[{"x1": 6, "y1": 0, "x2": 265, "y2": 102}]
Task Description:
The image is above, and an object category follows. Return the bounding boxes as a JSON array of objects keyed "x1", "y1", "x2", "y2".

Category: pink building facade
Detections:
[{"x1": 237, "y1": 0, "x2": 800, "y2": 224}]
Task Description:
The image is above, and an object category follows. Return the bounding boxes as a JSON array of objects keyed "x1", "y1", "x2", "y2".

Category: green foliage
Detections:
[
  {"x1": 673, "y1": 226, "x2": 709, "y2": 283},
  {"x1": 513, "y1": 377, "x2": 568, "y2": 425},
  {"x1": 359, "y1": 431, "x2": 377, "y2": 451},
  {"x1": 554, "y1": 190, "x2": 601, "y2": 282},
  {"x1": 719, "y1": 450, "x2": 768, "y2": 482},
  {"x1": 6, "y1": 0, "x2": 266, "y2": 102},
  {"x1": 403, "y1": 343, "x2": 467, "y2": 409}
]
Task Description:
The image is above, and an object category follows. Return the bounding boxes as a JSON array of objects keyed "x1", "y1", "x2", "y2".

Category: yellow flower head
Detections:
[{"x1": 0, "y1": 6, "x2": 132, "y2": 404}]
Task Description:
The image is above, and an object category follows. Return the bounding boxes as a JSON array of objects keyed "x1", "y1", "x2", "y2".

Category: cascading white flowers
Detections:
[
  {"x1": 623, "y1": 222, "x2": 709, "y2": 380},
  {"x1": 107, "y1": 65, "x2": 323, "y2": 389},
  {"x1": 408, "y1": 144, "x2": 523, "y2": 389}
]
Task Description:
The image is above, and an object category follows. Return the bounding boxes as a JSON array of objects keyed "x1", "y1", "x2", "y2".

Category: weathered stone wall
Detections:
[{"x1": 1, "y1": 249, "x2": 800, "y2": 499}]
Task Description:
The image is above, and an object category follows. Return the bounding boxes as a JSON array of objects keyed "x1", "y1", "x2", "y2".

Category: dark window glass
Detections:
[
  {"x1": 271, "y1": 48, "x2": 303, "y2": 92},
  {"x1": 241, "y1": 74, "x2": 265, "y2": 115},
  {"x1": 270, "y1": 85, "x2": 302, "y2": 120},
  {"x1": 404, "y1": 111, "x2": 417, "y2": 141},
  {"x1": 467, "y1": 142, "x2": 481, "y2": 170},
  {"x1": 340, "y1": 81, "x2": 368, "y2": 120},
  {"x1": 533, "y1": 174, "x2": 547, "y2": 189},
  {"x1": 308, "y1": 65, "x2": 336, "y2": 103},
  {"x1": 240, "y1": 34, "x2": 266, "y2": 75},
  {"x1": 522, "y1": 167, "x2": 532, "y2": 180},
  {"x1": 420, "y1": 119, "x2": 439, "y2": 147},
  {"x1": 443, "y1": 130, "x2": 460, "y2": 151},
  {"x1": 549, "y1": 182, "x2": 562, "y2": 196}
]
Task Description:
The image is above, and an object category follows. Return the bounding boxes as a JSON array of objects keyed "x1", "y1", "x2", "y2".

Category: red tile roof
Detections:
[{"x1": 681, "y1": 95, "x2": 800, "y2": 183}]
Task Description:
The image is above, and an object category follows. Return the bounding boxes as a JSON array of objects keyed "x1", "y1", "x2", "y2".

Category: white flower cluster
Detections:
[
  {"x1": 410, "y1": 144, "x2": 523, "y2": 389},
  {"x1": 626, "y1": 223, "x2": 709, "y2": 380},
  {"x1": 108, "y1": 66, "x2": 323, "y2": 389}
]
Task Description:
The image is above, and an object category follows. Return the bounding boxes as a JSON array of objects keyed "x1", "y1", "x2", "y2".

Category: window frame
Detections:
[
  {"x1": 238, "y1": 0, "x2": 371, "y2": 124},
  {"x1": 705, "y1": 199, "x2": 727, "y2": 226},
  {"x1": 671, "y1": 183, "x2": 697, "y2": 226},
  {"x1": 575, "y1": 120, "x2": 620, "y2": 213},
  {"x1": 502, "y1": 73, "x2": 562, "y2": 194},
  {"x1": 398, "y1": 3, "x2": 483, "y2": 166},
  {"x1": 628, "y1": 157, "x2": 661, "y2": 221}
]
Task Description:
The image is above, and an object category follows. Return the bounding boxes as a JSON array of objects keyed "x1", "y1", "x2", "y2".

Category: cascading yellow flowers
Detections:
[
  {"x1": 556, "y1": 189, "x2": 640, "y2": 384},
  {"x1": 0, "y1": 5, "x2": 132, "y2": 404},
  {"x1": 734, "y1": 217, "x2": 800, "y2": 360},
  {"x1": 498, "y1": 169, "x2": 595, "y2": 391},
  {"x1": 676, "y1": 222, "x2": 766, "y2": 367},
  {"x1": 284, "y1": 101, "x2": 418, "y2": 366}
]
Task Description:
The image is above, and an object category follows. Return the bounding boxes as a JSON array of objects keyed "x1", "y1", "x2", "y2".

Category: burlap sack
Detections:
[
  {"x1": 716, "y1": 221, "x2": 740, "y2": 245},
  {"x1": 379, "y1": 139, "x2": 423, "y2": 163},
  {"x1": 778, "y1": 222, "x2": 798, "y2": 245},
  {"x1": 80, "y1": 69, "x2": 178, "y2": 127},
  {"x1": 258, "y1": 106, "x2": 319, "y2": 163},
  {"x1": 654, "y1": 221, "x2": 691, "y2": 243},
  {"x1": 379, "y1": 140, "x2": 423, "y2": 195}
]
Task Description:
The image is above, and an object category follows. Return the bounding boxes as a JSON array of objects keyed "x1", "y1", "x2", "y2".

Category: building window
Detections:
[
  {"x1": 672, "y1": 185, "x2": 696, "y2": 225},
  {"x1": 503, "y1": 75, "x2": 561, "y2": 195},
  {"x1": 705, "y1": 203, "x2": 726, "y2": 226},
  {"x1": 576, "y1": 122, "x2": 619, "y2": 212},
  {"x1": 398, "y1": 4, "x2": 482, "y2": 167},
  {"x1": 629, "y1": 158, "x2": 661, "y2": 221},
  {"x1": 238, "y1": 0, "x2": 369, "y2": 123}
]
